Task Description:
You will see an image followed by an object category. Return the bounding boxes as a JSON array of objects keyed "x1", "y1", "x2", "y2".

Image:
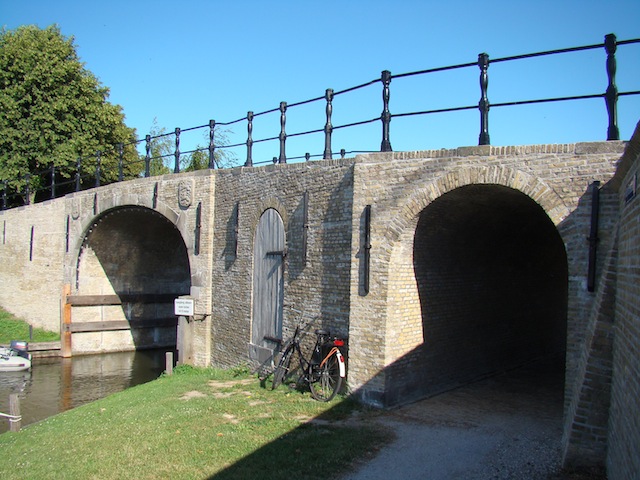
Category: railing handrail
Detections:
[{"x1": 1, "y1": 34, "x2": 638, "y2": 210}]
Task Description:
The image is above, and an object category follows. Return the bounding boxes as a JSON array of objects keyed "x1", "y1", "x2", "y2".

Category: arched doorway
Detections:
[
  {"x1": 385, "y1": 184, "x2": 568, "y2": 404},
  {"x1": 250, "y1": 208, "x2": 286, "y2": 363},
  {"x1": 74, "y1": 206, "x2": 191, "y2": 352}
]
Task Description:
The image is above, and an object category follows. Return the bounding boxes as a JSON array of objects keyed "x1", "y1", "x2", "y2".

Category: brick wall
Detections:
[
  {"x1": 209, "y1": 160, "x2": 355, "y2": 368},
  {"x1": 0, "y1": 198, "x2": 66, "y2": 331},
  {"x1": 606, "y1": 123, "x2": 640, "y2": 480},
  {"x1": 1, "y1": 138, "x2": 636, "y2": 476},
  {"x1": 347, "y1": 143, "x2": 623, "y2": 405}
]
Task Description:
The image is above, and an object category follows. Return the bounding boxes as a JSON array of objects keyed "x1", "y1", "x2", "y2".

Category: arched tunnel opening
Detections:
[
  {"x1": 385, "y1": 184, "x2": 567, "y2": 406},
  {"x1": 74, "y1": 206, "x2": 191, "y2": 352}
]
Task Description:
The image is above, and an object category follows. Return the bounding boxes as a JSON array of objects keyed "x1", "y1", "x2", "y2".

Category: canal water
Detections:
[{"x1": 0, "y1": 349, "x2": 175, "y2": 434}]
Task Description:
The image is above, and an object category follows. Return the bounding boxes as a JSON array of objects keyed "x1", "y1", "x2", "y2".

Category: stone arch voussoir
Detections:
[
  {"x1": 378, "y1": 166, "x2": 572, "y2": 292},
  {"x1": 71, "y1": 196, "x2": 193, "y2": 289},
  {"x1": 248, "y1": 196, "x2": 289, "y2": 239},
  {"x1": 390, "y1": 165, "x2": 570, "y2": 249}
]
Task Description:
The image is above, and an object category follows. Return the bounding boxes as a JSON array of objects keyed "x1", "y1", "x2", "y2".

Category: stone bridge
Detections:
[{"x1": 1, "y1": 131, "x2": 639, "y2": 477}]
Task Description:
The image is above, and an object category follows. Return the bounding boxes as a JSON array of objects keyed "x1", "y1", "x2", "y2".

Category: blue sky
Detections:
[{"x1": 2, "y1": 0, "x2": 639, "y2": 166}]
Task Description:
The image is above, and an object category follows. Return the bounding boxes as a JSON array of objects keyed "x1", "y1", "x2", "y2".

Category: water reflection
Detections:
[{"x1": 0, "y1": 349, "x2": 175, "y2": 434}]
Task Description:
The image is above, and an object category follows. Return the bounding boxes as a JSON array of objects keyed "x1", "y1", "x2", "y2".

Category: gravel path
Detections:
[{"x1": 342, "y1": 360, "x2": 604, "y2": 479}]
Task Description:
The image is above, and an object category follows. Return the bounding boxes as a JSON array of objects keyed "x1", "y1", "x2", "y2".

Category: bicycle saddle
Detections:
[{"x1": 315, "y1": 329, "x2": 330, "y2": 336}]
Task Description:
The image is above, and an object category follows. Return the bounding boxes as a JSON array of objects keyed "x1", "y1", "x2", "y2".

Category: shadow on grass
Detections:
[{"x1": 208, "y1": 377, "x2": 392, "y2": 480}]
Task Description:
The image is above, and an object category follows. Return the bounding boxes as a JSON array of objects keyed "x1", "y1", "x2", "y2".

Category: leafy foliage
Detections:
[
  {"x1": 0, "y1": 25, "x2": 138, "y2": 204},
  {"x1": 140, "y1": 120, "x2": 239, "y2": 176}
]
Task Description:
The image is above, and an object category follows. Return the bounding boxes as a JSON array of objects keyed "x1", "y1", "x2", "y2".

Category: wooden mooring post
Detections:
[
  {"x1": 9, "y1": 394, "x2": 21, "y2": 432},
  {"x1": 61, "y1": 284, "x2": 72, "y2": 358}
]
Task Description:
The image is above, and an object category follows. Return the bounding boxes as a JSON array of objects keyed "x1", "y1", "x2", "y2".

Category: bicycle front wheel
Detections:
[
  {"x1": 309, "y1": 351, "x2": 343, "y2": 401},
  {"x1": 272, "y1": 345, "x2": 294, "y2": 390}
]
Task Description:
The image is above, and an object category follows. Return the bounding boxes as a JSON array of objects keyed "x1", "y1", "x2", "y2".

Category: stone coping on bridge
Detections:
[{"x1": 354, "y1": 140, "x2": 626, "y2": 162}]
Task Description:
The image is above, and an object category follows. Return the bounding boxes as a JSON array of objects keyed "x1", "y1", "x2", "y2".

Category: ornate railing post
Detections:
[
  {"x1": 478, "y1": 52, "x2": 491, "y2": 145},
  {"x1": 208, "y1": 120, "x2": 216, "y2": 169},
  {"x1": 279, "y1": 101, "x2": 287, "y2": 163},
  {"x1": 145, "y1": 134, "x2": 151, "y2": 177},
  {"x1": 75, "y1": 157, "x2": 81, "y2": 191},
  {"x1": 118, "y1": 143, "x2": 124, "y2": 181},
  {"x1": 324, "y1": 88, "x2": 334, "y2": 159},
  {"x1": 380, "y1": 70, "x2": 392, "y2": 152},
  {"x1": 174, "y1": 127, "x2": 181, "y2": 173},
  {"x1": 95, "y1": 151, "x2": 101, "y2": 187},
  {"x1": 50, "y1": 164, "x2": 56, "y2": 199},
  {"x1": 604, "y1": 33, "x2": 619, "y2": 141},
  {"x1": 246, "y1": 111, "x2": 254, "y2": 167},
  {"x1": 24, "y1": 174, "x2": 30, "y2": 205}
]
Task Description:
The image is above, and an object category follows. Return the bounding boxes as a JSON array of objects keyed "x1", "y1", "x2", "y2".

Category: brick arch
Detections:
[
  {"x1": 73, "y1": 197, "x2": 189, "y2": 254},
  {"x1": 381, "y1": 165, "x2": 571, "y2": 404},
  {"x1": 380, "y1": 165, "x2": 571, "y2": 360},
  {"x1": 247, "y1": 196, "x2": 289, "y2": 239},
  {"x1": 71, "y1": 198, "x2": 197, "y2": 288},
  {"x1": 386, "y1": 165, "x2": 571, "y2": 249}
]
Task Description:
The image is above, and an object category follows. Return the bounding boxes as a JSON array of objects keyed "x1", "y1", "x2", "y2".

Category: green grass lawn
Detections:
[
  {"x1": 0, "y1": 366, "x2": 391, "y2": 480},
  {"x1": 0, "y1": 307, "x2": 60, "y2": 344}
]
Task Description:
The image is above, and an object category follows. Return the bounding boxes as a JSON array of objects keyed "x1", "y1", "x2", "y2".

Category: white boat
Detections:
[{"x1": 0, "y1": 341, "x2": 32, "y2": 372}]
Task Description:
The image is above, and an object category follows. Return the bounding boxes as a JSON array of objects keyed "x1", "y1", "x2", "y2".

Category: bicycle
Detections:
[{"x1": 270, "y1": 311, "x2": 346, "y2": 402}]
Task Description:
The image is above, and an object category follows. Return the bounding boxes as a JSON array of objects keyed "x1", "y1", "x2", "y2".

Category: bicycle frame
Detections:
[{"x1": 272, "y1": 322, "x2": 346, "y2": 400}]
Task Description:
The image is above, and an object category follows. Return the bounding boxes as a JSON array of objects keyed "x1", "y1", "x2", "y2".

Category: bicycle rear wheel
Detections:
[
  {"x1": 309, "y1": 351, "x2": 343, "y2": 401},
  {"x1": 272, "y1": 345, "x2": 294, "y2": 390}
]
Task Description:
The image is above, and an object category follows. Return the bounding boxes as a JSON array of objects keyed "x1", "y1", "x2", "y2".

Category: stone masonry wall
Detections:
[
  {"x1": 0, "y1": 198, "x2": 67, "y2": 331},
  {"x1": 347, "y1": 142, "x2": 624, "y2": 405},
  {"x1": 62, "y1": 171, "x2": 216, "y2": 362},
  {"x1": 209, "y1": 160, "x2": 354, "y2": 369},
  {"x1": 0, "y1": 137, "x2": 636, "y2": 476},
  {"x1": 606, "y1": 124, "x2": 640, "y2": 480}
]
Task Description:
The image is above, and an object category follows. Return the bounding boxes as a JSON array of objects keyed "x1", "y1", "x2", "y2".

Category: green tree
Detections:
[
  {"x1": 143, "y1": 119, "x2": 173, "y2": 177},
  {"x1": 181, "y1": 127, "x2": 238, "y2": 172},
  {"x1": 0, "y1": 25, "x2": 138, "y2": 205}
]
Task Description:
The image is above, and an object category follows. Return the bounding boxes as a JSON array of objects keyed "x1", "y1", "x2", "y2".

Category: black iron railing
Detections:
[{"x1": 1, "y1": 34, "x2": 639, "y2": 210}]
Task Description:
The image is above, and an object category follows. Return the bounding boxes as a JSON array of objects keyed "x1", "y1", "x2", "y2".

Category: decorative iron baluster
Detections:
[
  {"x1": 478, "y1": 52, "x2": 490, "y2": 145},
  {"x1": 208, "y1": 119, "x2": 216, "y2": 169},
  {"x1": 75, "y1": 158, "x2": 81, "y2": 191},
  {"x1": 380, "y1": 70, "x2": 392, "y2": 152},
  {"x1": 279, "y1": 102, "x2": 287, "y2": 163},
  {"x1": 118, "y1": 143, "x2": 124, "y2": 181},
  {"x1": 324, "y1": 88, "x2": 334, "y2": 159},
  {"x1": 174, "y1": 127, "x2": 181, "y2": 173},
  {"x1": 246, "y1": 111, "x2": 254, "y2": 167},
  {"x1": 95, "y1": 151, "x2": 101, "y2": 187},
  {"x1": 604, "y1": 34, "x2": 619, "y2": 141},
  {"x1": 145, "y1": 134, "x2": 151, "y2": 177},
  {"x1": 50, "y1": 164, "x2": 56, "y2": 199}
]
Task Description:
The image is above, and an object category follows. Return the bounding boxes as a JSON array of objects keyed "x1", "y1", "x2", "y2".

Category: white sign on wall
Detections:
[{"x1": 174, "y1": 298, "x2": 194, "y2": 316}]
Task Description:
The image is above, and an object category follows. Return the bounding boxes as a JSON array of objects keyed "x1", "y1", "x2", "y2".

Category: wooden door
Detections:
[{"x1": 251, "y1": 208, "x2": 285, "y2": 355}]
